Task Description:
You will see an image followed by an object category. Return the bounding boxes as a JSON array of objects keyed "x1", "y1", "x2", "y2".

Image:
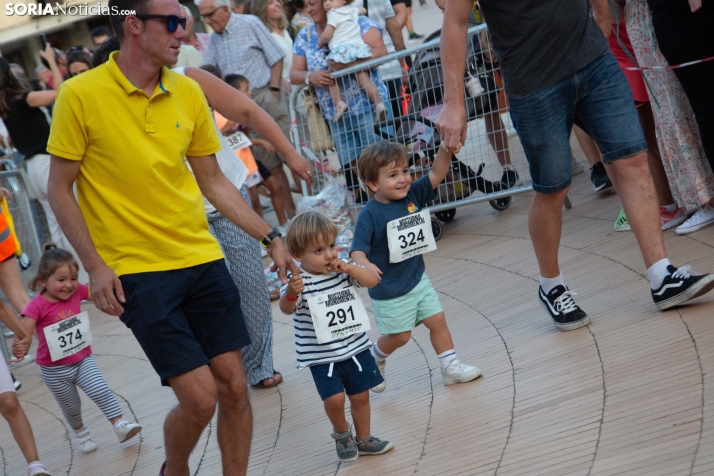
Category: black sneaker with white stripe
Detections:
[
  {"x1": 538, "y1": 285, "x2": 591, "y2": 331},
  {"x1": 652, "y1": 265, "x2": 714, "y2": 311}
]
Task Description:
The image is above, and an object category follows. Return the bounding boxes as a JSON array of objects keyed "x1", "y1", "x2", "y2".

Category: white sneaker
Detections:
[
  {"x1": 571, "y1": 157, "x2": 585, "y2": 175},
  {"x1": 114, "y1": 419, "x2": 142, "y2": 443},
  {"x1": 676, "y1": 204, "x2": 714, "y2": 235},
  {"x1": 442, "y1": 359, "x2": 482, "y2": 386},
  {"x1": 75, "y1": 427, "x2": 97, "y2": 453},
  {"x1": 370, "y1": 360, "x2": 386, "y2": 393},
  {"x1": 277, "y1": 221, "x2": 290, "y2": 237},
  {"x1": 27, "y1": 462, "x2": 52, "y2": 476}
]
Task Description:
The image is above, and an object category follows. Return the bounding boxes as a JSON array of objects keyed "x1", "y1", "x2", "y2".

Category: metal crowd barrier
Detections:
[
  {"x1": 0, "y1": 169, "x2": 43, "y2": 362},
  {"x1": 289, "y1": 24, "x2": 534, "y2": 238}
]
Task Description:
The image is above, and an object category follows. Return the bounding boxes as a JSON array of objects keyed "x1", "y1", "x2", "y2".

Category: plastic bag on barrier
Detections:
[{"x1": 296, "y1": 176, "x2": 354, "y2": 260}]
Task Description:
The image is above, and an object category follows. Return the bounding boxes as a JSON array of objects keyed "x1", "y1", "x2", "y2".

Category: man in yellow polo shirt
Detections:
[{"x1": 46, "y1": 0, "x2": 296, "y2": 474}]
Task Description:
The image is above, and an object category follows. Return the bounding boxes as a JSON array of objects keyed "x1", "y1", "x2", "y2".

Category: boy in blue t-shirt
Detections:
[{"x1": 350, "y1": 142, "x2": 482, "y2": 392}]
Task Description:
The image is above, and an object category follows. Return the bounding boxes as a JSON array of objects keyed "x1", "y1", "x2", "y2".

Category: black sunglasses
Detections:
[{"x1": 133, "y1": 14, "x2": 187, "y2": 33}]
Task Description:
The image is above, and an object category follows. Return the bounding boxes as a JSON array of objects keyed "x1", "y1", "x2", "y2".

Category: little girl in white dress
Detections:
[{"x1": 317, "y1": 0, "x2": 388, "y2": 122}]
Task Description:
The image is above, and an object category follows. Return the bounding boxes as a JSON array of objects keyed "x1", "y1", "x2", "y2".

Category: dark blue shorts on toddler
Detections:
[{"x1": 309, "y1": 349, "x2": 383, "y2": 400}]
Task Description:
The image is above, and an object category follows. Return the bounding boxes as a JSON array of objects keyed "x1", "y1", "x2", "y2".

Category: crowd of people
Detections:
[{"x1": 0, "y1": 0, "x2": 713, "y2": 474}]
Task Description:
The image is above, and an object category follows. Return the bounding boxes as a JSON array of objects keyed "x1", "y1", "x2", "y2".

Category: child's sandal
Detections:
[{"x1": 331, "y1": 427, "x2": 358, "y2": 462}]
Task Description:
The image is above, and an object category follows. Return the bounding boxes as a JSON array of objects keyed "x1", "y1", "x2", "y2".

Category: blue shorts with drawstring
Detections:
[
  {"x1": 508, "y1": 50, "x2": 647, "y2": 194},
  {"x1": 309, "y1": 349, "x2": 383, "y2": 400}
]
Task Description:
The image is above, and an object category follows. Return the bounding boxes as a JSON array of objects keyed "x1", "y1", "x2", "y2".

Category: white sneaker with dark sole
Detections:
[{"x1": 652, "y1": 265, "x2": 714, "y2": 311}]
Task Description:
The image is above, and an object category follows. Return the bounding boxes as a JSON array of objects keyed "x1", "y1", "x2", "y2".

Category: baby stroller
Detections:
[{"x1": 373, "y1": 30, "x2": 510, "y2": 240}]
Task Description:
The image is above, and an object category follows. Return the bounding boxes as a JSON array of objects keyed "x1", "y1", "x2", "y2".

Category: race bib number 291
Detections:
[
  {"x1": 42, "y1": 311, "x2": 93, "y2": 362},
  {"x1": 387, "y1": 209, "x2": 437, "y2": 263},
  {"x1": 306, "y1": 286, "x2": 371, "y2": 344}
]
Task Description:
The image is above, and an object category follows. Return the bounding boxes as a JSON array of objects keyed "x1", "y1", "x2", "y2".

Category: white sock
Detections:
[
  {"x1": 437, "y1": 349, "x2": 457, "y2": 372},
  {"x1": 540, "y1": 274, "x2": 565, "y2": 294},
  {"x1": 371, "y1": 344, "x2": 389, "y2": 363},
  {"x1": 662, "y1": 203, "x2": 677, "y2": 212},
  {"x1": 74, "y1": 424, "x2": 87, "y2": 435},
  {"x1": 648, "y1": 258, "x2": 672, "y2": 290}
]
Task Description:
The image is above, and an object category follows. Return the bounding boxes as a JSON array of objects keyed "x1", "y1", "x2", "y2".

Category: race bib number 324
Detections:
[
  {"x1": 387, "y1": 209, "x2": 437, "y2": 263},
  {"x1": 42, "y1": 311, "x2": 93, "y2": 362},
  {"x1": 306, "y1": 286, "x2": 371, "y2": 344}
]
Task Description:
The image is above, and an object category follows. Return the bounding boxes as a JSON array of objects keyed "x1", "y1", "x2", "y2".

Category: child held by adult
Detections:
[
  {"x1": 20, "y1": 245, "x2": 141, "y2": 454},
  {"x1": 351, "y1": 142, "x2": 482, "y2": 391},
  {"x1": 280, "y1": 212, "x2": 394, "y2": 462}
]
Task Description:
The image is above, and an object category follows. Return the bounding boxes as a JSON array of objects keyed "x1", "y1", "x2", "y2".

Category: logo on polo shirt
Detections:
[{"x1": 176, "y1": 122, "x2": 180, "y2": 129}]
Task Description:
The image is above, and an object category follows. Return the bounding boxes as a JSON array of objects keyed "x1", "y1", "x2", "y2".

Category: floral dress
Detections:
[{"x1": 625, "y1": 0, "x2": 714, "y2": 211}]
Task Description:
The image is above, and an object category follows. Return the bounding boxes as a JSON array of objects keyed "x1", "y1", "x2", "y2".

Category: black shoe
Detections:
[
  {"x1": 538, "y1": 285, "x2": 590, "y2": 331},
  {"x1": 500, "y1": 168, "x2": 521, "y2": 189},
  {"x1": 590, "y1": 162, "x2": 612, "y2": 192},
  {"x1": 12, "y1": 374, "x2": 21, "y2": 391},
  {"x1": 408, "y1": 31, "x2": 425, "y2": 40},
  {"x1": 652, "y1": 265, "x2": 714, "y2": 311}
]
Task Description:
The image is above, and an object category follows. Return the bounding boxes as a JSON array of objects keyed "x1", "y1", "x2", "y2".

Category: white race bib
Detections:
[
  {"x1": 306, "y1": 286, "x2": 370, "y2": 344},
  {"x1": 225, "y1": 131, "x2": 252, "y2": 151},
  {"x1": 42, "y1": 311, "x2": 92, "y2": 362},
  {"x1": 387, "y1": 209, "x2": 437, "y2": 263}
]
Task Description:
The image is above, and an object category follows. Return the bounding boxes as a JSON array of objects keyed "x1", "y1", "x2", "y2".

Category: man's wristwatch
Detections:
[
  {"x1": 305, "y1": 72, "x2": 311, "y2": 85},
  {"x1": 260, "y1": 227, "x2": 282, "y2": 248}
]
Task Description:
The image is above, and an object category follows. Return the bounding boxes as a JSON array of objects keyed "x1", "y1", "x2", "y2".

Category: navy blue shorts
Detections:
[
  {"x1": 508, "y1": 50, "x2": 647, "y2": 194},
  {"x1": 309, "y1": 349, "x2": 383, "y2": 400},
  {"x1": 119, "y1": 259, "x2": 250, "y2": 386}
]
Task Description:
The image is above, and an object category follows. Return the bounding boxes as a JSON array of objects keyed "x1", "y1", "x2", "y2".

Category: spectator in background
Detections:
[
  {"x1": 289, "y1": 0, "x2": 312, "y2": 35},
  {"x1": 199, "y1": 0, "x2": 300, "y2": 230},
  {"x1": 91, "y1": 26, "x2": 112, "y2": 47},
  {"x1": 66, "y1": 51, "x2": 93, "y2": 78},
  {"x1": 92, "y1": 36, "x2": 121, "y2": 67},
  {"x1": 34, "y1": 66, "x2": 52, "y2": 89},
  {"x1": 1, "y1": 46, "x2": 86, "y2": 284},
  {"x1": 250, "y1": 0, "x2": 293, "y2": 93},
  {"x1": 174, "y1": 44, "x2": 204, "y2": 68},
  {"x1": 180, "y1": 5, "x2": 211, "y2": 54},
  {"x1": 39, "y1": 49, "x2": 66, "y2": 89},
  {"x1": 230, "y1": 0, "x2": 248, "y2": 12}
]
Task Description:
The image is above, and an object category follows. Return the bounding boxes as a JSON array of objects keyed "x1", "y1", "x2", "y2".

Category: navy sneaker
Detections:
[
  {"x1": 652, "y1": 265, "x2": 714, "y2": 311},
  {"x1": 538, "y1": 285, "x2": 590, "y2": 331},
  {"x1": 590, "y1": 162, "x2": 612, "y2": 192}
]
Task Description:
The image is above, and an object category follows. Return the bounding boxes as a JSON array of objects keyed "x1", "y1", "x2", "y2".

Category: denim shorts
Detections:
[
  {"x1": 330, "y1": 111, "x2": 380, "y2": 167},
  {"x1": 309, "y1": 349, "x2": 383, "y2": 400},
  {"x1": 508, "y1": 50, "x2": 647, "y2": 194},
  {"x1": 371, "y1": 273, "x2": 443, "y2": 335},
  {"x1": 119, "y1": 259, "x2": 250, "y2": 386}
]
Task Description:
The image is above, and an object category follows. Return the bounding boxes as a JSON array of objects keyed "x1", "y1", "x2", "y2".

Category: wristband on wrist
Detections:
[
  {"x1": 269, "y1": 86, "x2": 280, "y2": 92},
  {"x1": 285, "y1": 294, "x2": 299, "y2": 302}
]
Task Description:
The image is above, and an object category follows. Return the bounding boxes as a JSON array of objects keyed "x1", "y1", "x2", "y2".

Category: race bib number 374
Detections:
[
  {"x1": 387, "y1": 209, "x2": 437, "y2": 263},
  {"x1": 43, "y1": 311, "x2": 93, "y2": 362},
  {"x1": 306, "y1": 286, "x2": 371, "y2": 344}
]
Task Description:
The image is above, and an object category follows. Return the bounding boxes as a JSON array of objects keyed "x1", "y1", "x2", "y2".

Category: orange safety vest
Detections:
[{"x1": 0, "y1": 205, "x2": 17, "y2": 261}]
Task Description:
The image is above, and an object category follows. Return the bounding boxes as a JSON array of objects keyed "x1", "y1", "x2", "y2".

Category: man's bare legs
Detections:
[
  {"x1": 638, "y1": 103, "x2": 675, "y2": 207},
  {"x1": 269, "y1": 166, "x2": 297, "y2": 219},
  {"x1": 604, "y1": 152, "x2": 666, "y2": 268},
  {"x1": 209, "y1": 350, "x2": 253, "y2": 476},
  {"x1": 163, "y1": 367, "x2": 218, "y2": 476},
  {"x1": 529, "y1": 187, "x2": 568, "y2": 279},
  {"x1": 163, "y1": 351, "x2": 253, "y2": 476}
]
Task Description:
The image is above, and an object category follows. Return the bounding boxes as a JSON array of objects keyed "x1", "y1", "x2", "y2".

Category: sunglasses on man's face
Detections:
[{"x1": 133, "y1": 14, "x2": 187, "y2": 33}]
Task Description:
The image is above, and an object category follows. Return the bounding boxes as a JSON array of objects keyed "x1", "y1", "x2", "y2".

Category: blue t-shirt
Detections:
[{"x1": 350, "y1": 175, "x2": 436, "y2": 300}]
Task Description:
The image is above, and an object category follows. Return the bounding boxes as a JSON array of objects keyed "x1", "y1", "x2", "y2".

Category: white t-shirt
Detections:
[
  {"x1": 174, "y1": 67, "x2": 249, "y2": 214},
  {"x1": 270, "y1": 30, "x2": 293, "y2": 83},
  {"x1": 356, "y1": 0, "x2": 401, "y2": 80},
  {"x1": 326, "y1": 6, "x2": 367, "y2": 50}
]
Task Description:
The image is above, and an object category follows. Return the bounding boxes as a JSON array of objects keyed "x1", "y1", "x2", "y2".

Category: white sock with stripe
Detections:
[
  {"x1": 371, "y1": 344, "x2": 389, "y2": 363},
  {"x1": 438, "y1": 349, "x2": 457, "y2": 372}
]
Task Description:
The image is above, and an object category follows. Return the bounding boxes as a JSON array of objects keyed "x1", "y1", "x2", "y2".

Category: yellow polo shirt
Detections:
[{"x1": 47, "y1": 52, "x2": 224, "y2": 277}]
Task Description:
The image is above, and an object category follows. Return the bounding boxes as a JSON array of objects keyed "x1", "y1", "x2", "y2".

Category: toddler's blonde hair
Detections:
[{"x1": 286, "y1": 211, "x2": 338, "y2": 255}]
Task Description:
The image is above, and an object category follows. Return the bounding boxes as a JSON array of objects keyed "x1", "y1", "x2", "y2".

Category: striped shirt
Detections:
[{"x1": 281, "y1": 264, "x2": 371, "y2": 369}]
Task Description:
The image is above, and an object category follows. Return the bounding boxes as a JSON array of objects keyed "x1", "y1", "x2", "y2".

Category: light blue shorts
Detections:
[{"x1": 371, "y1": 273, "x2": 443, "y2": 335}]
